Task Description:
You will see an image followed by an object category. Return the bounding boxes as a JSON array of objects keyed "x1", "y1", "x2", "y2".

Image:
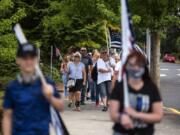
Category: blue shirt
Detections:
[
  {"x1": 3, "y1": 77, "x2": 60, "y2": 135},
  {"x1": 68, "y1": 62, "x2": 85, "y2": 79}
]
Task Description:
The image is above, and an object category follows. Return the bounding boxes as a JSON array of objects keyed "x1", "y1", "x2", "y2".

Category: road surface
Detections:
[{"x1": 160, "y1": 62, "x2": 180, "y2": 110}]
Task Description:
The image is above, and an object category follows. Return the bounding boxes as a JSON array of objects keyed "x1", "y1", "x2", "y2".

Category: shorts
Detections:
[
  {"x1": 98, "y1": 81, "x2": 112, "y2": 99},
  {"x1": 69, "y1": 79, "x2": 83, "y2": 93}
]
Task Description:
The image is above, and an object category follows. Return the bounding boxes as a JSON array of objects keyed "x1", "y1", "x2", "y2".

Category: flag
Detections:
[
  {"x1": 121, "y1": 0, "x2": 135, "y2": 69},
  {"x1": 109, "y1": 28, "x2": 122, "y2": 48},
  {"x1": 50, "y1": 107, "x2": 70, "y2": 135},
  {"x1": 56, "y1": 47, "x2": 61, "y2": 57},
  {"x1": 53, "y1": 45, "x2": 63, "y2": 61},
  {"x1": 120, "y1": 0, "x2": 135, "y2": 107}
]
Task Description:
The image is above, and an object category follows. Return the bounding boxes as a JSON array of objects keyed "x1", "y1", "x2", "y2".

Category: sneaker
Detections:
[
  {"x1": 76, "y1": 107, "x2": 81, "y2": 112},
  {"x1": 102, "y1": 106, "x2": 108, "y2": 112},
  {"x1": 68, "y1": 102, "x2": 72, "y2": 108},
  {"x1": 96, "y1": 101, "x2": 99, "y2": 107},
  {"x1": 86, "y1": 97, "x2": 89, "y2": 101},
  {"x1": 80, "y1": 101, "x2": 86, "y2": 105}
]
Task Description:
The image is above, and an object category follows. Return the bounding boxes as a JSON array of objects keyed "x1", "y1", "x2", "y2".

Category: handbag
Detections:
[
  {"x1": 67, "y1": 79, "x2": 75, "y2": 88},
  {"x1": 67, "y1": 63, "x2": 79, "y2": 88}
]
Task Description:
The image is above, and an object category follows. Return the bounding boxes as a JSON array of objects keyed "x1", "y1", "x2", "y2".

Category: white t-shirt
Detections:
[
  {"x1": 114, "y1": 61, "x2": 122, "y2": 81},
  {"x1": 109, "y1": 57, "x2": 116, "y2": 67},
  {"x1": 97, "y1": 58, "x2": 112, "y2": 84}
]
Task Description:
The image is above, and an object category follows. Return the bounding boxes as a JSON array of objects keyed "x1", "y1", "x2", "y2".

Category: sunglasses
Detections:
[
  {"x1": 81, "y1": 50, "x2": 86, "y2": 52},
  {"x1": 102, "y1": 51, "x2": 107, "y2": 54}
]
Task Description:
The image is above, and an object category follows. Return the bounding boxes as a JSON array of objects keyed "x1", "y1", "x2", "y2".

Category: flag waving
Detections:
[
  {"x1": 120, "y1": 0, "x2": 135, "y2": 107},
  {"x1": 121, "y1": 0, "x2": 135, "y2": 66}
]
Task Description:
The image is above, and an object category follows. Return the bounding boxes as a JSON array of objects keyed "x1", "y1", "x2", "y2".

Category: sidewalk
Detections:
[{"x1": 61, "y1": 101, "x2": 180, "y2": 135}]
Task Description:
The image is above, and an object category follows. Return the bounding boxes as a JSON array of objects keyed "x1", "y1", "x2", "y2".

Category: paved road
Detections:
[
  {"x1": 61, "y1": 62, "x2": 180, "y2": 135},
  {"x1": 160, "y1": 62, "x2": 180, "y2": 110}
]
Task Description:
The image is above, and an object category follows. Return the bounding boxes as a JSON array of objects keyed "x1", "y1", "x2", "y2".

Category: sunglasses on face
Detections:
[
  {"x1": 102, "y1": 51, "x2": 107, "y2": 54},
  {"x1": 81, "y1": 50, "x2": 86, "y2": 52}
]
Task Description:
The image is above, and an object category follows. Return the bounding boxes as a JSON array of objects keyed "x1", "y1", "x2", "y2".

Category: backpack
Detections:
[{"x1": 91, "y1": 63, "x2": 98, "y2": 81}]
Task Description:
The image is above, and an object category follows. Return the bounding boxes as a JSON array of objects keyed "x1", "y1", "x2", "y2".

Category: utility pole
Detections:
[
  {"x1": 146, "y1": 28, "x2": 151, "y2": 69},
  {"x1": 50, "y1": 45, "x2": 53, "y2": 78}
]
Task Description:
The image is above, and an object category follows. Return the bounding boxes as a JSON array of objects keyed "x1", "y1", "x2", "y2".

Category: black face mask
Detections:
[{"x1": 126, "y1": 67, "x2": 145, "y2": 80}]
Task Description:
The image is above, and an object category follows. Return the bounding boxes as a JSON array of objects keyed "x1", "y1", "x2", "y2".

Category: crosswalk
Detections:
[{"x1": 160, "y1": 68, "x2": 180, "y2": 78}]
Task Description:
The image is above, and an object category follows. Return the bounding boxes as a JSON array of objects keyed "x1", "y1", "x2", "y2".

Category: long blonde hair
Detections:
[{"x1": 92, "y1": 50, "x2": 100, "y2": 61}]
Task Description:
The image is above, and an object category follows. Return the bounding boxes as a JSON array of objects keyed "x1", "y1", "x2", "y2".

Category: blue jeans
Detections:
[
  {"x1": 62, "y1": 74, "x2": 68, "y2": 97},
  {"x1": 98, "y1": 81, "x2": 112, "y2": 99},
  {"x1": 92, "y1": 81, "x2": 100, "y2": 102},
  {"x1": 90, "y1": 80, "x2": 95, "y2": 101}
]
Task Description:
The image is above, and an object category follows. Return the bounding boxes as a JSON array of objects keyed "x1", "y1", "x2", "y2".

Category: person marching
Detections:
[
  {"x1": 80, "y1": 47, "x2": 93, "y2": 105},
  {"x1": 97, "y1": 48, "x2": 113, "y2": 112},
  {"x1": 109, "y1": 51, "x2": 163, "y2": 135},
  {"x1": 2, "y1": 43, "x2": 64, "y2": 135},
  {"x1": 91, "y1": 50, "x2": 100, "y2": 106},
  {"x1": 112, "y1": 53, "x2": 121, "y2": 90},
  {"x1": 60, "y1": 56, "x2": 69, "y2": 99},
  {"x1": 67, "y1": 52, "x2": 86, "y2": 111}
]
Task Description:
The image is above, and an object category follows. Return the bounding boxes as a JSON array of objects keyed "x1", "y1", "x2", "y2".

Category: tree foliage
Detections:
[{"x1": 0, "y1": 0, "x2": 179, "y2": 85}]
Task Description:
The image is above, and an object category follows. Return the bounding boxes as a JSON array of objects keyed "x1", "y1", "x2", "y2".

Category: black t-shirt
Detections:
[
  {"x1": 110, "y1": 80, "x2": 162, "y2": 135},
  {"x1": 81, "y1": 55, "x2": 93, "y2": 75}
]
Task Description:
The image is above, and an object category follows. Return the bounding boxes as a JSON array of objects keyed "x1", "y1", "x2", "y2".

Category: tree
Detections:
[
  {"x1": 129, "y1": 0, "x2": 180, "y2": 87},
  {"x1": 0, "y1": 0, "x2": 26, "y2": 71}
]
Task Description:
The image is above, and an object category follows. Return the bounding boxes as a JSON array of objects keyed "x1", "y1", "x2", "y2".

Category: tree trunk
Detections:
[{"x1": 150, "y1": 32, "x2": 161, "y2": 88}]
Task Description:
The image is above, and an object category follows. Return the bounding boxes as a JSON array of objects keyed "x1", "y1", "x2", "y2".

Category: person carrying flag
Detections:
[
  {"x1": 109, "y1": 51, "x2": 163, "y2": 135},
  {"x1": 2, "y1": 43, "x2": 64, "y2": 135}
]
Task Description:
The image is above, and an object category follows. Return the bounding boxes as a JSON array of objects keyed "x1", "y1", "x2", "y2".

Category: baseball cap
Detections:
[{"x1": 16, "y1": 43, "x2": 38, "y2": 58}]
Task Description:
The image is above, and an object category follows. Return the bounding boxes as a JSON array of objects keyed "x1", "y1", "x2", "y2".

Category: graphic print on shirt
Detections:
[{"x1": 129, "y1": 93, "x2": 150, "y2": 128}]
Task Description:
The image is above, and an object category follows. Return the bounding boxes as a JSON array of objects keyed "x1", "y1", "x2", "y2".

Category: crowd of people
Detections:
[
  {"x1": 60, "y1": 47, "x2": 120, "y2": 111},
  {"x1": 2, "y1": 43, "x2": 163, "y2": 135},
  {"x1": 60, "y1": 46, "x2": 163, "y2": 135}
]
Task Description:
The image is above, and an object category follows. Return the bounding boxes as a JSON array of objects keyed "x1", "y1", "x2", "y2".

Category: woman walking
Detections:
[
  {"x1": 91, "y1": 50, "x2": 100, "y2": 106},
  {"x1": 97, "y1": 48, "x2": 113, "y2": 111},
  {"x1": 67, "y1": 52, "x2": 86, "y2": 111},
  {"x1": 60, "y1": 56, "x2": 69, "y2": 99},
  {"x1": 109, "y1": 51, "x2": 163, "y2": 135}
]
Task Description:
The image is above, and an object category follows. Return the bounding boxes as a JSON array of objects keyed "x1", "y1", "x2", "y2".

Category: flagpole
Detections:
[
  {"x1": 121, "y1": 0, "x2": 131, "y2": 108},
  {"x1": 105, "y1": 25, "x2": 110, "y2": 54},
  {"x1": 50, "y1": 45, "x2": 53, "y2": 78},
  {"x1": 146, "y1": 28, "x2": 151, "y2": 69}
]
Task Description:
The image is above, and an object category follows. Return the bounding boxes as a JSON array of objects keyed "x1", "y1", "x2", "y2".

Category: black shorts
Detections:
[{"x1": 69, "y1": 79, "x2": 83, "y2": 92}]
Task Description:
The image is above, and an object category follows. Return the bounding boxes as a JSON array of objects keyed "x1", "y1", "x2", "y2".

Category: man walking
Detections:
[
  {"x1": 2, "y1": 43, "x2": 64, "y2": 135},
  {"x1": 80, "y1": 47, "x2": 93, "y2": 105}
]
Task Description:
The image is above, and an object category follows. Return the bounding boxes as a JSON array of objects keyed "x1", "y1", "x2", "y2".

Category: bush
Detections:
[{"x1": 41, "y1": 64, "x2": 61, "y2": 83}]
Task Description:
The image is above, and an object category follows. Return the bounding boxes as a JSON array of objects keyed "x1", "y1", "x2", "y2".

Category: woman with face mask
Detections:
[{"x1": 109, "y1": 51, "x2": 163, "y2": 135}]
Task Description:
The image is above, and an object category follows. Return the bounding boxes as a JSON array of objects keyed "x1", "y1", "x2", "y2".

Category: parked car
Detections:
[{"x1": 163, "y1": 54, "x2": 176, "y2": 63}]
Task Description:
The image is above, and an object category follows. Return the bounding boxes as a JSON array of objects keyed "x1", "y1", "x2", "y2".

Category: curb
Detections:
[{"x1": 163, "y1": 107, "x2": 180, "y2": 115}]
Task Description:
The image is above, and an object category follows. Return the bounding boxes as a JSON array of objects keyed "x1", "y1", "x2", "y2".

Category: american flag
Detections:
[
  {"x1": 56, "y1": 47, "x2": 60, "y2": 57},
  {"x1": 120, "y1": 0, "x2": 135, "y2": 107},
  {"x1": 55, "y1": 46, "x2": 63, "y2": 60},
  {"x1": 109, "y1": 28, "x2": 122, "y2": 48}
]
